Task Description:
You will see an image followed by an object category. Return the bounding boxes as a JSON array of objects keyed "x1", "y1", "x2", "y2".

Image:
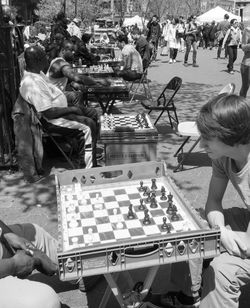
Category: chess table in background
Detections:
[
  {"x1": 74, "y1": 65, "x2": 115, "y2": 77},
  {"x1": 100, "y1": 113, "x2": 158, "y2": 165},
  {"x1": 56, "y1": 161, "x2": 221, "y2": 281}
]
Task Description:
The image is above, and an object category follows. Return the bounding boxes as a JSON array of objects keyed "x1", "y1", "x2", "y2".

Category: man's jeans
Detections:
[{"x1": 184, "y1": 36, "x2": 197, "y2": 64}]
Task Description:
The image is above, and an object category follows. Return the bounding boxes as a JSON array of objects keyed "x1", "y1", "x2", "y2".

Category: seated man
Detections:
[
  {"x1": 74, "y1": 33, "x2": 100, "y2": 66},
  {"x1": 196, "y1": 94, "x2": 250, "y2": 308},
  {"x1": 20, "y1": 46, "x2": 97, "y2": 168},
  {"x1": 115, "y1": 34, "x2": 143, "y2": 81},
  {"x1": 131, "y1": 28, "x2": 152, "y2": 71},
  {"x1": 46, "y1": 39, "x2": 100, "y2": 135},
  {"x1": 0, "y1": 219, "x2": 59, "y2": 308}
]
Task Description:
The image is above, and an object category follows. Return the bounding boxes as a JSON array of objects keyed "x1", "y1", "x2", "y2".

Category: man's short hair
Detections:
[
  {"x1": 24, "y1": 46, "x2": 47, "y2": 70},
  {"x1": 132, "y1": 28, "x2": 141, "y2": 36},
  {"x1": 116, "y1": 34, "x2": 128, "y2": 44},
  {"x1": 196, "y1": 94, "x2": 250, "y2": 146},
  {"x1": 224, "y1": 14, "x2": 229, "y2": 20}
]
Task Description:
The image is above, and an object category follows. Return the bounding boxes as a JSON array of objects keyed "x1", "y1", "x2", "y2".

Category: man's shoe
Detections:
[
  {"x1": 229, "y1": 70, "x2": 234, "y2": 74},
  {"x1": 173, "y1": 59, "x2": 176, "y2": 63},
  {"x1": 169, "y1": 59, "x2": 173, "y2": 63},
  {"x1": 183, "y1": 62, "x2": 189, "y2": 67},
  {"x1": 193, "y1": 63, "x2": 199, "y2": 67}
]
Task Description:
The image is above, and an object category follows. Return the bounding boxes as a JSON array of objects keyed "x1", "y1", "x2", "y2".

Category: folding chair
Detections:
[
  {"x1": 129, "y1": 66, "x2": 153, "y2": 103},
  {"x1": 173, "y1": 83, "x2": 236, "y2": 172},
  {"x1": 141, "y1": 76, "x2": 182, "y2": 127}
]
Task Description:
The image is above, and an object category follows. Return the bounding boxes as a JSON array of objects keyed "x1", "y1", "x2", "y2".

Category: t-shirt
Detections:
[
  {"x1": 121, "y1": 44, "x2": 143, "y2": 74},
  {"x1": 19, "y1": 70, "x2": 68, "y2": 126},
  {"x1": 46, "y1": 57, "x2": 69, "y2": 91},
  {"x1": 212, "y1": 157, "x2": 250, "y2": 210}
]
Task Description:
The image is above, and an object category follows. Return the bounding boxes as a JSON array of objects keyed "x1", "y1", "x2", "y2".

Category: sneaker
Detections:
[
  {"x1": 160, "y1": 291, "x2": 200, "y2": 308},
  {"x1": 173, "y1": 59, "x2": 176, "y2": 63},
  {"x1": 183, "y1": 62, "x2": 189, "y2": 67},
  {"x1": 169, "y1": 59, "x2": 173, "y2": 63},
  {"x1": 192, "y1": 63, "x2": 199, "y2": 67},
  {"x1": 229, "y1": 70, "x2": 234, "y2": 74}
]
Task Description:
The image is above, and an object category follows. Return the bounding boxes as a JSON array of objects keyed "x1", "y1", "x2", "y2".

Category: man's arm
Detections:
[
  {"x1": 206, "y1": 175, "x2": 248, "y2": 257},
  {"x1": 61, "y1": 65, "x2": 97, "y2": 86},
  {"x1": 205, "y1": 174, "x2": 228, "y2": 228},
  {"x1": 42, "y1": 106, "x2": 81, "y2": 119}
]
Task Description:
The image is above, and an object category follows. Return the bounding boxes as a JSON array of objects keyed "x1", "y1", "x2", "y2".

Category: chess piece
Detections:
[
  {"x1": 139, "y1": 199, "x2": 145, "y2": 210},
  {"x1": 161, "y1": 217, "x2": 169, "y2": 231},
  {"x1": 171, "y1": 211, "x2": 179, "y2": 221},
  {"x1": 116, "y1": 215, "x2": 123, "y2": 229},
  {"x1": 143, "y1": 186, "x2": 148, "y2": 196},
  {"x1": 146, "y1": 190, "x2": 151, "y2": 203},
  {"x1": 127, "y1": 204, "x2": 135, "y2": 219},
  {"x1": 151, "y1": 178, "x2": 157, "y2": 190},
  {"x1": 167, "y1": 193, "x2": 173, "y2": 203},
  {"x1": 150, "y1": 196, "x2": 157, "y2": 208},
  {"x1": 166, "y1": 202, "x2": 174, "y2": 215},
  {"x1": 138, "y1": 181, "x2": 144, "y2": 192},
  {"x1": 160, "y1": 190, "x2": 167, "y2": 200},
  {"x1": 143, "y1": 209, "x2": 151, "y2": 225},
  {"x1": 87, "y1": 228, "x2": 94, "y2": 243}
]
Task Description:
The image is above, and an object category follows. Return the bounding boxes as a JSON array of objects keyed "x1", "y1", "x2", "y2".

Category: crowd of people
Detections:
[{"x1": 1, "y1": 4, "x2": 250, "y2": 308}]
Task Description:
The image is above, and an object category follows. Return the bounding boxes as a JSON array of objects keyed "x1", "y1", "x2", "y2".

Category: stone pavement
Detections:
[{"x1": 0, "y1": 47, "x2": 249, "y2": 307}]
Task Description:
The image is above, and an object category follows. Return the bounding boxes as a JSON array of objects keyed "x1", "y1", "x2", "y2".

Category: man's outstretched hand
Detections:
[{"x1": 4, "y1": 233, "x2": 34, "y2": 251}]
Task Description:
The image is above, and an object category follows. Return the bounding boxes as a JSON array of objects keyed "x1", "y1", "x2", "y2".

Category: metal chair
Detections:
[
  {"x1": 173, "y1": 83, "x2": 236, "y2": 172},
  {"x1": 141, "y1": 76, "x2": 182, "y2": 127},
  {"x1": 129, "y1": 66, "x2": 153, "y2": 103}
]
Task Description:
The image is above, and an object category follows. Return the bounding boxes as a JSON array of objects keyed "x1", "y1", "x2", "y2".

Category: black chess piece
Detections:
[
  {"x1": 171, "y1": 212, "x2": 179, "y2": 221},
  {"x1": 127, "y1": 204, "x2": 135, "y2": 219},
  {"x1": 150, "y1": 196, "x2": 157, "y2": 208},
  {"x1": 160, "y1": 190, "x2": 167, "y2": 200},
  {"x1": 166, "y1": 202, "x2": 174, "y2": 215},
  {"x1": 143, "y1": 209, "x2": 151, "y2": 225},
  {"x1": 167, "y1": 193, "x2": 173, "y2": 203},
  {"x1": 161, "y1": 186, "x2": 166, "y2": 193},
  {"x1": 138, "y1": 181, "x2": 144, "y2": 192},
  {"x1": 161, "y1": 217, "x2": 171, "y2": 232},
  {"x1": 151, "y1": 178, "x2": 157, "y2": 190},
  {"x1": 143, "y1": 186, "x2": 148, "y2": 196},
  {"x1": 139, "y1": 199, "x2": 145, "y2": 210},
  {"x1": 146, "y1": 190, "x2": 151, "y2": 203}
]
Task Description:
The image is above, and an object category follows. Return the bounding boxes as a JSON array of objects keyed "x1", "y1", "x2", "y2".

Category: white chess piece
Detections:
[
  {"x1": 87, "y1": 228, "x2": 94, "y2": 243},
  {"x1": 116, "y1": 215, "x2": 123, "y2": 229}
]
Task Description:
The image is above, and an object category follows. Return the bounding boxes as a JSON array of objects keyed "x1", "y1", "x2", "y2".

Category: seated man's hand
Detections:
[
  {"x1": 220, "y1": 226, "x2": 247, "y2": 258},
  {"x1": 95, "y1": 79, "x2": 111, "y2": 87},
  {"x1": 27, "y1": 248, "x2": 58, "y2": 276},
  {"x1": 4, "y1": 233, "x2": 34, "y2": 251},
  {"x1": 13, "y1": 250, "x2": 36, "y2": 278}
]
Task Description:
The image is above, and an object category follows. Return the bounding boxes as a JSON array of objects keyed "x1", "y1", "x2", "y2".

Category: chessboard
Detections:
[
  {"x1": 75, "y1": 65, "x2": 114, "y2": 76},
  {"x1": 56, "y1": 162, "x2": 221, "y2": 280},
  {"x1": 100, "y1": 113, "x2": 155, "y2": 132},
  {"x1": 60, "y1": 178, "x2": 196, "y2": 252}
]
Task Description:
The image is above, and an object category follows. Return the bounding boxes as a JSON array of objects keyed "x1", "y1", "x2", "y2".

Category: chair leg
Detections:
[
  {"x1": 154, "y1": 110, "x2": 165, "y2": 126},
  {"x1": 173, "y1": 137, "x2": 201, "y2": 172},
  {"x1": 48, "y1": 134, "x2": 76, "y2": 169},
  {"x1": 174, "y1": 136, "x2": 191, "y2": 157}
]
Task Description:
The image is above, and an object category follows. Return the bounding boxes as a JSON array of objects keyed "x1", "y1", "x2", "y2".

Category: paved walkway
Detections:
[{"x1": 0, "y1": 47, "x2": 249, "y2": 307}]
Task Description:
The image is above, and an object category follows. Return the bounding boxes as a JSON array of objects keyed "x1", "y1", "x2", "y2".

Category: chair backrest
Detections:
[
  {"x1": 157, "y1": 76, "x2": 182, "y2": 106},
  {"x1": 218, "y1": 83, "x2": 235, "y2": 95}
]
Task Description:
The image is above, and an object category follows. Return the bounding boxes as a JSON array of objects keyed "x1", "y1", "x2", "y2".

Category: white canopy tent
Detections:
[
  {"x1": 197, "y1": 6, "x2": 241, "y2": 23},
  {"x1": 123, "y1": 15, "x2": 148, "y2": 29}
]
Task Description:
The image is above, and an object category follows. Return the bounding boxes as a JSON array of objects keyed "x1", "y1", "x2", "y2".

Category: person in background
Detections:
[
  {"x1": 50, "y1": 11, "x2": 70, "y2": 42},
  {"x1": 131, "y1": 28, "x2": 151, "y2": 70},
  {"x1": 20, "y1": 46, "x2": 97, "y2": 168},
  {"x1": 160, "y1": 20, "x2": 170, "y2": 56},
  {"x1": 239, "y1": 20, "x2": 250, "y2": 97},
  {"x1": 196, "y1": 94, "x2": 250, "y2": 308},
  {"x1": 146, "y1": 15, "x2": 161, "y2": 60},
  {"x1": 168, "y1": 17, "x2": 180, "y2": 64},
  {"x1": 216, "y1": 13, "x2": 230, "y2": 59},
  {"x1": 184, "y1": 15, "x2": 199, "y2": 67},
  {"x1": 115, "y1": 34, "x2": 143, "y2": 81},
  {"x1": 74, "y1": 33, "x2": 100, "y2": 66},
  {"x1": 67, "y1": 18, "x2": 82, "y2": 39},
  {"x1": 222, "y1": 19, "x2": 242, "y2": 74}
]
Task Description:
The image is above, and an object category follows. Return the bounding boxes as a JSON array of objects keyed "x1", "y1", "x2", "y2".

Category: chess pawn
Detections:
[
  {"x1": 151, "y1": 178, "x2": 157, "y2": 190},
  {"x1": 160, "y1": 190, "x2": 167, "y2": 201},
  {"x1": 138, "y1": 181, "x2": 144, "y2": 192},
  {"x1": 139, "y1": 199, "x2": 145, "y2": 210},
  {"x1": 143, "y1": 209, "x2": 151, "y2": 225}
]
